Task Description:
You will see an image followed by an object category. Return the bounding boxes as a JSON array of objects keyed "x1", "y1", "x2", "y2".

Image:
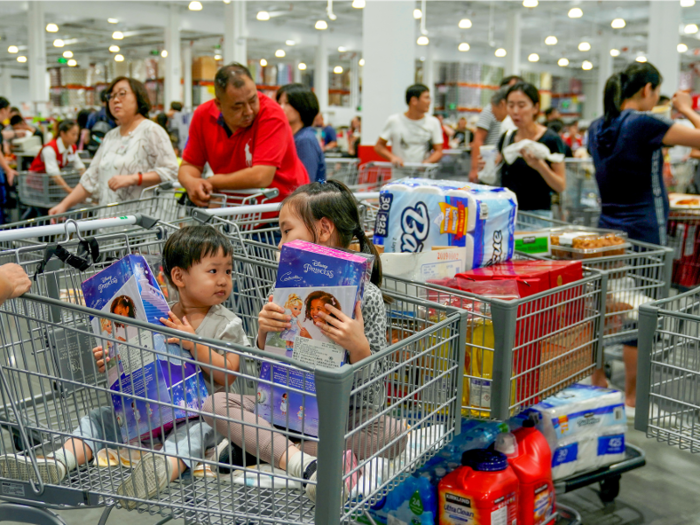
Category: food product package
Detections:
[
  {"x1": 380, "y1": 246, "x2": 467, "y2": 282},
  {"x1": 372, "y1": 178, "x2": 518, "y2": 270}
]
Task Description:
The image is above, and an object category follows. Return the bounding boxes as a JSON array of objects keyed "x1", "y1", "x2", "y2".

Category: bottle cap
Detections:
[
  {"x1": 461, "y1": 449, "x2": 508, "y2": 471},
  {"x1": 434, "y1": 467, "x2": 447, "y2": 478},
  {"x1": 523, "y1": 418, "x2": 536, "y2": 428}
]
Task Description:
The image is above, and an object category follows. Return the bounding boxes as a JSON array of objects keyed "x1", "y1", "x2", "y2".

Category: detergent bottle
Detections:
[
  {"x1": 497, "y1": 418, "x2": 555, "y2": 525},
  {"x1": 438, "y1": 449, "x2": 519, "y2": 525}
]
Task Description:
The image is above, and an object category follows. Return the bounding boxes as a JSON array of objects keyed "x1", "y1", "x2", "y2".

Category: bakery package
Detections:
[
  {"x1": 550, "y1": 230, "x2": 629, "y2": 260},
  {"x1": 372, "y1": 178, "x2": 518, "y2": 270}
]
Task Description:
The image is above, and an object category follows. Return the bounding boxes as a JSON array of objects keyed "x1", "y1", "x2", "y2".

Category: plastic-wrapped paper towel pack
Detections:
[
  {"x1": 525, "y1": 384, "x2": 627, "y2": 480},
  {"x1": 372, "y1": 178, "x2": 519, "y2": 270}
]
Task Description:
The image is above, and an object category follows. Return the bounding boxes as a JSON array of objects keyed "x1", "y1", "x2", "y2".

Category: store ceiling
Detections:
[{"x1": 1, "y1": 1, "x2": 700, "y2": 72}]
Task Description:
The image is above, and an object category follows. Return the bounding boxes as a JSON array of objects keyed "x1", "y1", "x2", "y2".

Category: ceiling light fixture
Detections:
[
  {"x1": 352, "y1": 0, "x2": 366, "y2": 8},
  {"x1": 681, "y1": 0, "x2": 695, "y2": 6},
  {"x1": 568, "y1": 7, "x2": 583, "y2": 18},
  {"x1": 286, "y1": 40, "x2": 296, "y2": 46},
  {"x1": 161, "y1": 50, "x2": 168, "y2": 58},
  {"x1": 495, "y1": 48, "x2": 507, "y2": 57},
  {"x1": 578, "y1": 41, "x2": 591, "y2": 51},
  {"x1": 53, "y1": 39, "x2": 64, "y2": 48},
  {"x1": 107, "y1": 18, "x2": 118, "y2": 24},
  {"x1": 112, "y1": 31, "x2": 124, "y2": 40},
  {"x1": 611, "y1": 18, "x2": 626, "y2": 29},
  {"x1": 545, "y1": 35, "x2": 557, "y2": 45},
  {"x1": 114, "y1": 54, "x2": 124, "y2": 62},
  {"x1": 686, "y1": 23, "x2": 699, "y2": 34},
  {"x1": 359, "y1": 58, "x2": 365, "y2": 66},
  {"x1": 45, "y1": 23, "x2": 59, "y2": 33},
  {"x1": 257, "y1": 11, "x2": 270, "y2": 21},
  {"x1": 458, "y1": 18, "x2": 472, "y2": 29},
  {"x1": 67, "y1": 59, "x2": 77, "y2": 67},
  {"x1": 610, "y1": 48, "x2": 621, "y2": 57},
  {"x1": 636, "y1": 55, "x2": 647, "y2": 63},
  {"x1": 523, "y1": 0, "x2": 538, "y2": 7},
  {"x1": 338, "y1": 46, "x2": 347, "y2": 52},
  {"x1": 417, "y1": 35, "x2": 429, "y2": 45},
  {"x1": 63, "y1": 50, "x2": 73, "y2": 58},
  {"x1": 17, "y1": 56, "x2": 27, "y2": 63},
  {"x1": 315, "y1": 20, "x2": 328, "y2": 30},
  {"x1": 275, "y1": 49, "x2": 286, "y2": 57},
  {"x1": 298, "y1": 62, "x2": 307, "y2": 70},
  {"x1": 260, "y1": 58, "x2": 268, "y2": 66},
  {"x1": 7, "y1": 45, "x2": 18, "y2": 53},
  {"x1": 188, "y1": 1, "x2": 203, "y2": 11},
  {"x1": 223, "y1": 0, "x2": 232, "y2": 3},
  {"x1": 528, "y1": 53, "x2": 540, "y2": 62},
  {"x1": 679, "y1": 43, "x2": 689, "y2": 52},
  {"x1": 582, "y1": 60, "x2": 593, "y2": 70},
  {"x1": 413, "y1": 9, "x2": 422, "y2": 19},
  {"x1": 558, "y1": 57, "x2": 569, "y2": 67},
  {"x1": 333, "y1": 66, "x2": 343, "y2": 74},
  {"x1": 109, "y1": 45, "x2": 120, "y2": 52},
  {"x1": 215, "y1": 54, "x2": 222, "y2": 60},
  {"x1": 458, "y1": 42, "x2": 470, "y2": 52}
]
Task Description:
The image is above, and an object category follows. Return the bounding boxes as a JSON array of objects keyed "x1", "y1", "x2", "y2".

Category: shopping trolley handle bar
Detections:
[
  {"x1": 197, "y1": 191, "x2": 380, "y2": 218},
  {"x1": 0, "y1": 214, "x2": 153, "y2": 242}
]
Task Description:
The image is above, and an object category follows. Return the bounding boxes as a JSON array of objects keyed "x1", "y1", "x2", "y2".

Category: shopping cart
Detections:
[
  {"x1": 0, "y1": 219, "x2": 468, "y2": 525},
  {"x1": 352, "y1": 162, "x2": 439, "y2": 191},
  {"x1": 668, "y1": 159, "x2": 698, "y2": 194},
  {"x1": 324, "y1": 157, "x2": 359, "y2": 186},
  {"x1": 636, "y1": 287, "x2": 700, "y2": 454},
  {"x1": 667, "y1": 207, "x2": 700, "y2": 290},
  {"x1": 16, "y1": 169, "x2": 83, "y2": 211},
  {"x1": 437, "y1": 149, "x2": 471, "y2": 179},
  {"x1": 553, "y1": 159, "x2": 600, "y2": 228},
  {"x1": 517, "y1": 212, "x2": 673, "y2": 349}
]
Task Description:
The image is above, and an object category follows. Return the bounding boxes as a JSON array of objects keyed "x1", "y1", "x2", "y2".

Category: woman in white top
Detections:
[{"x1": 49, "y1": 77, "x2": 178, "y2": 215}]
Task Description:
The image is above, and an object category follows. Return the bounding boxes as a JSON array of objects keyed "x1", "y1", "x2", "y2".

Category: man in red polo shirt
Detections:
[{"x1": 179, "y1": 63, "x2": 309, "y2": 207}]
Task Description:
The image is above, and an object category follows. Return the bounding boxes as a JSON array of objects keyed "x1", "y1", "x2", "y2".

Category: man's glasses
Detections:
[{"x1": 107, "y1": 90, "x2": 129, "y2": 101}]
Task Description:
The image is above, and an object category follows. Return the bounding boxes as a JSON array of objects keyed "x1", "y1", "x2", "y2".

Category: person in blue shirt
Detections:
[
  {"x1": 588, "y1": 61, "x2": 700, "y2": 414},
  {"x1": 276, "y1": 84, "x2": 326, "y2": 183},
  {"x1": 313, "y1": 112, "x2": 338, "y2": 151}
]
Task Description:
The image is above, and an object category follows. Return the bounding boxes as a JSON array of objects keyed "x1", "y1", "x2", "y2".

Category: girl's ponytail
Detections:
[
  {"x1": 353, "y1": 224, "x2": 382, "y2": 287},
  {"x1": 603, "y1": 62, "x2": 663, "y2": 123},
  {"x1": 603, "y1": 72, "x2": 625, "y2": 123}
]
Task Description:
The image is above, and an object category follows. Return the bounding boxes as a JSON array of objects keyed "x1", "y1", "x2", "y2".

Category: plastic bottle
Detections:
[
  {"x1": 501, "y1": 418, "x2": 556, "y2": 525},
  {"x1": 438, "y1": 449, "x2": 519, "y2": 525}
]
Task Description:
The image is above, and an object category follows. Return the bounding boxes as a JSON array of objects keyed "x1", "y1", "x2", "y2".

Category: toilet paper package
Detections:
[
  {"x1": 373, "y1": 178, "x2": 518, "y2": 270},
  {"x1": 525, "y1": 384, "x2": 627, "y2": 480}
]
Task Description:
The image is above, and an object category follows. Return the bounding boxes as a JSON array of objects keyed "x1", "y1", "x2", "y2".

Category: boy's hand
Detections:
[
  {"x1": 161, "y1": 311, "x2": 196, "y2": 353},
  {"x1": 257, "y1": 296, "x2": 291, "y2": 349},
  {"x1": 92, "y1": 346, "x2": 110, "y2": 373},
  {"x1": 316, "y1": 303, "x2": 370, "y2": 363}
]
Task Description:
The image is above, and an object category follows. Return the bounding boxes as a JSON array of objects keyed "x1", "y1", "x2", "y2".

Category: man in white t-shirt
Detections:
[
  {"x1": 374, "y1": 84, "x2": 444, "y2": 166},
  {"x1": 469, "y1": 75, "x2": 522, "y2": 182}
]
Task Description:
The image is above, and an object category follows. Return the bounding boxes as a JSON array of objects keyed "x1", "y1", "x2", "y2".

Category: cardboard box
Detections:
[
  {"x1": 539, "y1": 321, "x2": 595, "y2": 399},
  {"x1": 192, "y1": 56, "x2": 218, "y2": 80},
  {"x1": 515, "y1": 231, "x2": 551, "y2": 255},
  {"x1": 380, "y1": 247, "x2": 467, "y2": 282},
  {"x1": 81, "y1": 254, "x2": 208, "y2": 442}
]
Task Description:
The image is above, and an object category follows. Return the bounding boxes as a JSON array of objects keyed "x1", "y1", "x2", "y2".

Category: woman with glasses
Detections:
[{"x1": 49, "y1": 77, "x2": 177, "y2": 215}]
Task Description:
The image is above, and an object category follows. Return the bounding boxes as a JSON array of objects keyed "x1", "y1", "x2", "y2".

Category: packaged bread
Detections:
[{"x1": 550, "y1": 231, "x2": 629, "y2": 260}]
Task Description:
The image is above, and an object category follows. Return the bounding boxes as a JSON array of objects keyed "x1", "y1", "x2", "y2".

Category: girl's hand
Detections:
[
  {"x1": 317, "y1": 303, "x2": 370, "y2": 363},
  {"x1": 521, "y1": 148, "x2": 545, "y2": 171},
  {"x1": 161, "y1": 311, "x2": 196, "y2": 353},
  {"x1": 92, "y1": 346, "x2": 109, "y2": 373},
  {"x1": 257, "y1": 296, "x2": 290, "y2": 348},
  {"x1": 673, "y1": 90, "x2": 693, "y2": 114},
  {"x1": 107, "y1": 174, "x2": 137, "y2": 191}
]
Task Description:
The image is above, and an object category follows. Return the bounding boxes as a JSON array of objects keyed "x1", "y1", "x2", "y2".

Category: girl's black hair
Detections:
[
  {"x1": 111, "y1": 295, "x2": 137, "y2": 318},
  {"x1": 276, "y1": 84, "x2": 320, "y2": 128},
  {"x1": 58, "y1": 119, "x2": 78, "y2": 136},
  {"x1": 162, "y1": 225, "x2": 233, "y2": 287},
  {"x1": 507, "y1": 81, "x2": 540, "y2": 107},
  {"x1": 282, "y1": 179, "x2": 383, "y2": 287},
  {"x1": 603, "y1": 62, "x2": 662, "y2": 123}
]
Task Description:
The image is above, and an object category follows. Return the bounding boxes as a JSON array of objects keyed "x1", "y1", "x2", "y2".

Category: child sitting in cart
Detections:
[
  {"x1": 202, "y1": 180, "x2": 408, "y2": 502},
  {"x1": 0, "y1": 225, "x2": 251, "y2": 509}
]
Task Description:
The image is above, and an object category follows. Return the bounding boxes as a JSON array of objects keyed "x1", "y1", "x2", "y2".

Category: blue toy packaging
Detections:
[
  {"x1": 258, "y1": 240, "x2": 374, "y2": 437},
  {"x1": 81, "y1": 254, "x2": 208, "y2": 442},
  {"x1": 372, "y1": 178, "x2": 518, "y2": 270}
]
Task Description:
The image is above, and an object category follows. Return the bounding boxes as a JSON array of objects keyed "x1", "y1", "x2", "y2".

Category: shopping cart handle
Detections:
[
  {"x1": 194, "y1": 192, "x2": 379, "y2": 218},
  {"x1": 261, "y1": 187, "x2": 279, "y2": 199},
  {"x1": 0, "y1": 214, "x2": 157, "y2": 242}
]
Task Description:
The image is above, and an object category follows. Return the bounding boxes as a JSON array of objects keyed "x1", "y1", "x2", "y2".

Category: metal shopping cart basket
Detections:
[
  {"x1": 324, "y1": 157, "x2": 359, "y2": 187},
  {"x1": 636, "y1": 287, "x2": 700, "y2": 454},
  {"x1": 0, "y1": 217, "x2": 468, "y2": 525},
  {"x1": 516, "y1": 212, "x2": 673, "y2": 350},
  {"x1": 16, "y1": 170, "x2": 83, "y2": 211},
  {"x1": 554, "y1": 159, "x2": 600, "y2": 228},
  {"x1": 352, "y1": 162, "x2": 439, "y2": 192}
]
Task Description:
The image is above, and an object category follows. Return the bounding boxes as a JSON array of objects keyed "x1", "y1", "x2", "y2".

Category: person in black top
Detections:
[
  {"x1": 546, "y1": 119, "x2": 573, "y2": 158},
  {"x1": 497, "y1": 82, "x2": 566, "y2": 213}
]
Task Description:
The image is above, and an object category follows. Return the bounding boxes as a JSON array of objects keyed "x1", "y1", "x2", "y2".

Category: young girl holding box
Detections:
[{"x1": 203, "y1": 180, "x2": 407, "y2": 501}]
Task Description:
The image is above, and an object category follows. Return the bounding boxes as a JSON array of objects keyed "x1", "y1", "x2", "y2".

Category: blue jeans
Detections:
[{"x1": 72, "y1": 407, "x2": 219, "y2": 469}]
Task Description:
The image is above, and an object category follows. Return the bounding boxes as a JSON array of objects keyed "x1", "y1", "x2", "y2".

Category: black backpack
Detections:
[{"x1": 87, "y1": 119, "x2": 113, "y2": 156}]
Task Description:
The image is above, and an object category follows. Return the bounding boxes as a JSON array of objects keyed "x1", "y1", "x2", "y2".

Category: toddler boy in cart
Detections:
[{"x1": 0, "y1": 225, "x2": 254, "y2": 509}]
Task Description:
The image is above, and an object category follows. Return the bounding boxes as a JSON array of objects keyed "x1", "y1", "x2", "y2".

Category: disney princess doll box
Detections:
[
  {"x1": 259, "y1": 239, "x2": 374, "y2": 436},
  {"x1": 81, "y1": 254, "x2": 208, "y2": 442}
]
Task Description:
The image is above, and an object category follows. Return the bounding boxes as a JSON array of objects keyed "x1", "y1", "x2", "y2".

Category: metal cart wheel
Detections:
[{"x1": 598, "y1": 474, "x2": 621, "y2": 503}]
